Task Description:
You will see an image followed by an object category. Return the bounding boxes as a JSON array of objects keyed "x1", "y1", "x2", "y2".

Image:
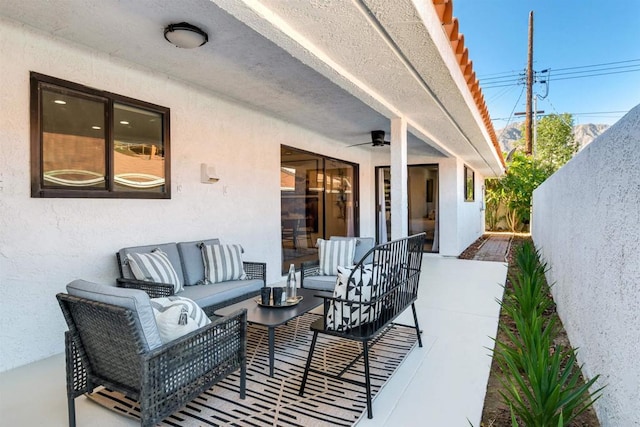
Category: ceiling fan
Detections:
[{"x1": 348, "y1": 130, "x2": 390, "y2": 147}]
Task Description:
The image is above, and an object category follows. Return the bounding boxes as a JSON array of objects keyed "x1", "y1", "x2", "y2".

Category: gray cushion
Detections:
[
  {"x1": 302, "y1": 275, "x2": 338, "y2": 292},
  {"x1": 178, "y1": 279, "x2": 263, "y2": 309},
  {"x1": 66, "y1": 279, "x2": 163, "y2": 351},
  {"x1": 330, "y1": 236, "x2": 375, "y2": 264},
  {"x1": 118, "y1": 242, "x2": 184, "y2": 287},
  {"x1": 177, "y1": 238, "x2": 220, "y2": 286}
]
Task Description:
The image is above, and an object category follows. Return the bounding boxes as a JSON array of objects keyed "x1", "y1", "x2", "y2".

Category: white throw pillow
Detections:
[
  {"x1": 326, "y1": 264, "x2": 379, "y2": 331},
  {"x1": 199, "y1": 244, "x2": 247, "y2": 284},
  {"x1": 150, "y1": 296, "x2": 211, "y2": 344},
  {"x1": 126, "y1": 249, "x2": 183, "y2": 293},
  {"x1": 317, "y1": 238, "x2": 356, "y2": 276}
]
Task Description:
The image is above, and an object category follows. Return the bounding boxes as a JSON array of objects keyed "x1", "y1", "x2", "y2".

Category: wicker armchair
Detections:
[{"x1": 57, "y1": 290, "x2": 247, "y2": 427}]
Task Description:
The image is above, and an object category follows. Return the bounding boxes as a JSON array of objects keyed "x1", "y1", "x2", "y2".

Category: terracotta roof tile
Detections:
[{"x1": 432, "y1": 0, "x2": 506, "y2": 168}]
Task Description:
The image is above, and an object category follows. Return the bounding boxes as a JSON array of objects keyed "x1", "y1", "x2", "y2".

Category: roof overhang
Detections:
[{"x1": 0, "y1": 0, "x2": 505, "y2": 176}]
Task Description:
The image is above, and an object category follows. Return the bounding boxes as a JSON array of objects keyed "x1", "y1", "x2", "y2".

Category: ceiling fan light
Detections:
[{"x1": 164, "y1": 22, "x2": 208, "y2": 49}]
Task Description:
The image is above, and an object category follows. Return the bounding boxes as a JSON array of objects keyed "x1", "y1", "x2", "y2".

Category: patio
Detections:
[{"x1": 0, "y1": 255, "x2": 507, "y2": 426}]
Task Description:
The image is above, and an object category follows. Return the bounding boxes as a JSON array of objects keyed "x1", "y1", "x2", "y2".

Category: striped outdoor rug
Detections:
[{"x1": 88, "y1": 313, "x2": 418, "y2": 426}]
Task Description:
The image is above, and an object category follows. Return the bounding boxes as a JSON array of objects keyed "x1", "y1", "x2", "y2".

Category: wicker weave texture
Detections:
[
  {"x1": 300, "y1": 260, "x2": 320, "y2": 288},
  {"x1": 57, "y1": 293, "x2": 247, "y2": 427}
]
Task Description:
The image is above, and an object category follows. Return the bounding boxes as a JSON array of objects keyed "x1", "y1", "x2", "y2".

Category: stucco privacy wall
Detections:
[
  {"x1": 532, "y1": 105, "x2": 640, "y2": 426},
  {"x1": 0, "y1": 19, "x2": 380, "y2": 372}
]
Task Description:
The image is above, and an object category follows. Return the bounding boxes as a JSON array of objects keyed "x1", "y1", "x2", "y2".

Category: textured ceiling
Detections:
[{"x1": 0, "y1": 0, "x2": 504, "y2": 175}]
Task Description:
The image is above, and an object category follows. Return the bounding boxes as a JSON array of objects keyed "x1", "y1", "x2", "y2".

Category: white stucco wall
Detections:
[
  {"x1": 0, "y1": 16, "x2": 491, "y2": 372},
  {"x1": 532, "y1": 105, "x2": 640, "y2": 426},
  {"x1": 0, "y1": 19, "x2": 378, "y2": 372},
  {"x1": 438, "y1": 157, "x2": 485, "y2": 256}
]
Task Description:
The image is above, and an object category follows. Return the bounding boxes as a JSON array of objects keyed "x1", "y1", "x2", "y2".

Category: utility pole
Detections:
[{"x1": 525, "y1": 11, "x2": 534, "y2": 155}]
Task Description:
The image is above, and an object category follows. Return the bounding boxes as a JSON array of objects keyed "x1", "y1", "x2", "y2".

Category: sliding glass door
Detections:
[
  {"x1": 281, "y1": 146, "x2": 358, "y2": 273},
  {"x1": 376, "y1": 164, "x2": 438, "y2": 252}
]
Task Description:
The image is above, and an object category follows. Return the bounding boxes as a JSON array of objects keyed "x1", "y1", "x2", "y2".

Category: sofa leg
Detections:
[{"x1": 240, "y1": 359, "x2": 247, "y2": 399}]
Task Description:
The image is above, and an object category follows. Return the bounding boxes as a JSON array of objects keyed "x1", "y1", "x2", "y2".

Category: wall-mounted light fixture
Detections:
[
  {"x1": 201, "y1": 163, "x2": 219, "y2": 184},
  {"x1": 164, "y1": 22, "x2": 208, "y2": 49}
]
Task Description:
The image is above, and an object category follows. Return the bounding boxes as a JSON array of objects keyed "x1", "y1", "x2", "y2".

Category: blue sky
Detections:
[{"x1": 453, "y1": 0, "x2": 640, "y2": 127}]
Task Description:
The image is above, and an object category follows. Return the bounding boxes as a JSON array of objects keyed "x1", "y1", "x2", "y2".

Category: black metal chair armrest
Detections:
[
  {"x1": 243, "y1": 261, "x2": 267, "y2": 286},
  {"x1": 116, "y1": 277, "x2": 174, "y2": 298},
  {"x1": 300, "y1": 260, "x2": 320, "y2": 288}
]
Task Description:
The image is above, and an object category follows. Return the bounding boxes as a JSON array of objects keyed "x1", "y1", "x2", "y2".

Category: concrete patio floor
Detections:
[{"x1": 0, "y1": 255, "x2": 507, "y2": 426}]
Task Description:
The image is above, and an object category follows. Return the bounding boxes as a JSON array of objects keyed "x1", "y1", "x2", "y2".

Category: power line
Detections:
[
  {"x1": 480, "y1": 71, "x2": 525, "y2": 82},
  {"x1": 477, "y1": 69, "x2": 527, "y2": 78},
  {"x1": 496, "y1": 85, "x2": 526, "y2": 140},
  {"x1": 550, "y1": 64, "x2": 640, "y2": 77},
  {"x1": 487, "y1": 84, "x2": 519, "y2": 103},
  {"x1": 492, "y1": 110, "x2": 627, "y2": 121},
  {"x1": 551, "y1": 58, "x2": 640, "y2": 72},
  {"x1": 550, "y1": 68, "x2": 640, "y2": 81},
  {"x1": 482, "y1": 67, "x2": 639, "y2": 89},
  {"x1": 480, "y1": 58, "x2": 640, "y2": 89}
]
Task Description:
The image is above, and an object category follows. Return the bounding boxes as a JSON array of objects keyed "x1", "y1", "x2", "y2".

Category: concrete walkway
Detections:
[{"x1": 473, "y1": 234, "x2": 512, "y2": 262}]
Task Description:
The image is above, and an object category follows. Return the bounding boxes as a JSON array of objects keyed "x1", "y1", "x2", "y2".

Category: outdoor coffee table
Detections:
[{"x1": 214, "y1": 287, "x2": 327, "y2": 377}]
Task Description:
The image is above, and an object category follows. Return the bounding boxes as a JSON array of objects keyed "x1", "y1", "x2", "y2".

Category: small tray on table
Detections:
[{"x1": 256, "y1": 295, "x2": 303, "y2": 308}]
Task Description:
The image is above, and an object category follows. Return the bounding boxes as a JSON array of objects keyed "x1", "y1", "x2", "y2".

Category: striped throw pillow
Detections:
[
  {"x1": 317, "y1": 238, "x2": 356, "y2": 275},
  {"x1": 199, "y1": 244, "x2": 247, "y2": 284},
  {"x1": 127, "y1": 249, "x2": 182, "y2": 293}
]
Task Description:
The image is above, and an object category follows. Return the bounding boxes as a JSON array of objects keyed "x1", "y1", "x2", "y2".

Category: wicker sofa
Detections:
[
  {"x1": 57, "y1": 279, "x2": 247, "y2": 427},
  {"x1": 116, "y1": 238, "x2": 266, "y2": 316},
  {"x1": 300, "y1": 236, "x2": 375, "y2": 292}
]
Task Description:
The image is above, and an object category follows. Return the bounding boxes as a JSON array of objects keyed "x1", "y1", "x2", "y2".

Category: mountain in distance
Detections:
[{"x1": 495, "y1": 122, "x2": 610, "y2": 154}]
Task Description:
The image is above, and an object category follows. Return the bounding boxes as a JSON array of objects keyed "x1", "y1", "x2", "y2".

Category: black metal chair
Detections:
[
  {"x1": 298, "y1": 234, "x2": 425, "y2": 419},
  {"x1": 57, "y1": 291, "x2": 247, "y2": 427}
]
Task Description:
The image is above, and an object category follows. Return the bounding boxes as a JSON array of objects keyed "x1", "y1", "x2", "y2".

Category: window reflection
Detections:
[
  {"x1": 281, "y1": 146, "x2": 358, "y2": 273},
  {"x1": 31, "y1": 72, "x2": 170, "y2": 198},
  {"x1": 113, "y1": 104, "x2": 165, "y2": 192},
  {"x1": 42, "y1": 89, "x2": 106, "y2": 189}
]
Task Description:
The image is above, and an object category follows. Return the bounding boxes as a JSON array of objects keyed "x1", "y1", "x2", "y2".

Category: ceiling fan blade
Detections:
[{"x1": 347, "y1": 142, "x2": 373, "y2": 147}]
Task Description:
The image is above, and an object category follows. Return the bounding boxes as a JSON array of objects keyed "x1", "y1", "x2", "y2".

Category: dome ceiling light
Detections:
[{"x1": 164, "y1": 22, "x2": 208, "y2": 49}]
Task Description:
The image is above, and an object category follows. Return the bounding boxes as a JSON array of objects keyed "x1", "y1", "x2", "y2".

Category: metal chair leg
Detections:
[
  {"x1": 411, "y1": 302, "x2": 423, "y2": 348},
  {"x1": 299, "y1": 331, "x2": 319, "y2": 396},
  {"x1": 363, "y1": 342, "x2": 373, "y2": 419}
]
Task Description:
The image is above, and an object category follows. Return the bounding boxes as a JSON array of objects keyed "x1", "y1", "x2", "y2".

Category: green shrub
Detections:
[{"x1": 494, "y1": 241, "x2": 604, "y2": 426}]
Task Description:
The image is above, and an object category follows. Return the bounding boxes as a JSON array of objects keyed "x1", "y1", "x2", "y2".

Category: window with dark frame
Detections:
[
  {"x1": 464, "y1": 165, "x2": 475, "y2": 202},
  {"x1": 30, "y1": 72, "x2": 170, "y2": 198}
]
